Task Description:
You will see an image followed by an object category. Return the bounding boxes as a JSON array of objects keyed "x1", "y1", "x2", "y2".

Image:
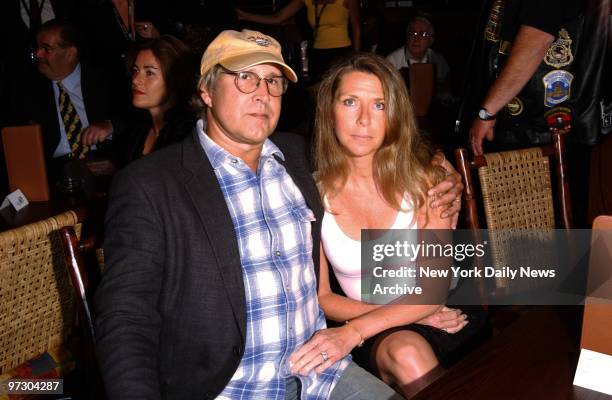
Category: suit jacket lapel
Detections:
[{"x1": 180, "y1": 132, "x2": 247, "y2": 340}]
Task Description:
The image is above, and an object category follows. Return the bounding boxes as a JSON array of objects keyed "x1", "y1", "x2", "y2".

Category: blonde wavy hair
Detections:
[{"x1": 314, "y1": 52, "x2": 445, "y2": 213}]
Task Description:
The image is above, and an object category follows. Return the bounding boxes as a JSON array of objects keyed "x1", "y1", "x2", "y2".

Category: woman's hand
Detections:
[
  {"x1": 428, "y1": 153, "x2": 463, "y2": 227},
  {"x1": 416, "y1": 306, "x2": 468, "y2": 334},
  {"x1": 289, "y1": 326, "x2": 361, "y2": 375},
  {"x1": 135, "y1": 21, "x2": 160, "y2": 39}
]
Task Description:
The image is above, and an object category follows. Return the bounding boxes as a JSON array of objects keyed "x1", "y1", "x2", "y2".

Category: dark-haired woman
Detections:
[{"x1": 113, "y1": 35, "x2": 197, "y2": 166}]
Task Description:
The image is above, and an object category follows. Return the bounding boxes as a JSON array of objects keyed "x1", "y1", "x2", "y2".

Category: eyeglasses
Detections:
[
  {"x1": 223, "y1": 70, "x2": 288, "y2": 97},
  {"x1": 408, "y1": 31, "x2": 432, "y2": 39},
  {"x1": 35, "y1": 44, "x2": 62, "y2": 54}
]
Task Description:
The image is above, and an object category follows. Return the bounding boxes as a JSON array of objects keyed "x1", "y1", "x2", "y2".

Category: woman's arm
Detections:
[
  {"x1": 290, "y1": 244, "x2": 441, "y2": 376},
  {"x1": 415, "y1": 190, "x2": 469, "y2": 333},
  {"x1": 318, "y1": 244, "x2": 379, "y2": 321},
  {"x1": 346, "y1": 0, "x2": 361, "y2": 51},
  {"x1": 236, "y1": 0, "x2": 304, "y2": 25},
  {"x1": 317, "y1": 243, "x2": 441, "y2": 343}
]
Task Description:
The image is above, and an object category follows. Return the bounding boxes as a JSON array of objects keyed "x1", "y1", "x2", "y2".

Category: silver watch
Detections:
[{"x1": 478, "y1": 107, "x2": 497, "y2": 121}]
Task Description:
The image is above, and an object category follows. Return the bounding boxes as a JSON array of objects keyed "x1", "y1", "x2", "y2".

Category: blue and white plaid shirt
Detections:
[{"x1": 197, "y1": 121, "x2": 349, "y2": 400}]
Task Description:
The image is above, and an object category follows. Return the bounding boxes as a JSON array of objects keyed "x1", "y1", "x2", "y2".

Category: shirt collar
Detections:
[
  {"x1": 405, "y1": 48, "x2": 431, "y2": 64},
  {"x1": 57, "y1": 62, "x2": 81, "y2": 91},
  {"x1": 196, "y1": 119, "x2": 285, "y2": 171}
]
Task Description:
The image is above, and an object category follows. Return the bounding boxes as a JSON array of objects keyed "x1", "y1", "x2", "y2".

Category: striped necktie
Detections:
[{"x1": 57, "y1": 82, "x2": 89, "y2": 159}]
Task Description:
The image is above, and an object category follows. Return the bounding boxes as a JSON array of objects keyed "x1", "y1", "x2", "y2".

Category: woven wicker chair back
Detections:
[
  {"x1": 478, "y1": 147, "x2": 555, "y2": 229},
  {"x1": 0, "y1": 211, "x2": 80, "y2": 373}
]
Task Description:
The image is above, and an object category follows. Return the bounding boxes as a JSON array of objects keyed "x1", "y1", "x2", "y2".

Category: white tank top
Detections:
[{"x1": 321, "y1": 198, "x2": 417, "y2": 300}]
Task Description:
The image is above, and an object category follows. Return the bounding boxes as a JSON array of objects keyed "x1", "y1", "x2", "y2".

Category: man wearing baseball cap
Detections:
[{"x1": 94, "y1": 29, "x2": 433, "y2": 399}]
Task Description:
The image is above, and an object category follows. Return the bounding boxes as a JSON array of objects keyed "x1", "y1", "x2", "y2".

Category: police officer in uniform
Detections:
[{"x1": 461, "y1": 0, "x2": 608, "y2": 227}]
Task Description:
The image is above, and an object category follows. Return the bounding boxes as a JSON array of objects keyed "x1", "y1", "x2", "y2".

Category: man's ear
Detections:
[
  {"x1": 200, "y1": 87, "x2": 213, "y2": 108},
  {"x1": 66, "y1": 46, "x2": 78, "y2": 60}
]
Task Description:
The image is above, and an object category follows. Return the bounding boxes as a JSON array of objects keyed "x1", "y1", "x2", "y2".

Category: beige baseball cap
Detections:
[{"x1": 199, "y1": 29, "x2": 298, "y2": 83}]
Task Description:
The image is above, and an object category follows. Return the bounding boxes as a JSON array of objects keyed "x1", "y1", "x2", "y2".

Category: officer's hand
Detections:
[{"x1": 469, "y1": 118, "x2": 496, "y2": 156}]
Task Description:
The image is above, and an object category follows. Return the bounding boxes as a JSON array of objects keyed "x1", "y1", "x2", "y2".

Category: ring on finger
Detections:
[{"x1": 320, "y1": 351, "x2": 329, "y2": 363}]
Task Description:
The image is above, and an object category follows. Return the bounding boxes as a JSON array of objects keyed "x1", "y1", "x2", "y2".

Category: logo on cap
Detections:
[{"x1": 248, "y1": 35, "x2": 273, "y2": 47}]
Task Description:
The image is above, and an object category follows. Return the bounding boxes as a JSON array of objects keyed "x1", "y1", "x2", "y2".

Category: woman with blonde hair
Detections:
[{"x1": 308, "y1": 53, "x2": 475, "y2": 397}]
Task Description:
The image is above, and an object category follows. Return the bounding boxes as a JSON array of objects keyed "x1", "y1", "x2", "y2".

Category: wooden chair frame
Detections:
[
  {"x1": 59, "y1": 213, "x2": 106, "y2": 399},
  {"x1": 59, "y1": 224, "x2": 96, "y2": 342}
]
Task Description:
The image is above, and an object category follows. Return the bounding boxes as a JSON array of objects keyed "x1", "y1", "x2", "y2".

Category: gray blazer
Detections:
[{"x1": 95, "y1": 130, "x2": 323, "y2": 400}]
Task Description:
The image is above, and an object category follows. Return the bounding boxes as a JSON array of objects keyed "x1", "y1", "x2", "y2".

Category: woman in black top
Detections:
[{"x1": 114, "y1": 35, "x2": 197, "y2": 167}]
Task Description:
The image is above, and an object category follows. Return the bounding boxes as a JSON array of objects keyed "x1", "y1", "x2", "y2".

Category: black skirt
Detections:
[{"x1": 350, "y1": 305, "x2": 491, "y2": 374}]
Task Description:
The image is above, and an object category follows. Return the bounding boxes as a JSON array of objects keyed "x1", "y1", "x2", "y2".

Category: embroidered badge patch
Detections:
[
  {"x1": 544, "y1": 29, "x2": 574, "y2": 68},
  {"x1": 544, "y1": 106, "x2": 572, "y2": 134},
  {"x1": 506, "y1": 97, "x2": 524, "y2": 116},
  {"x1": 543, "y1": 70, "x2": 573, "y2": 107}
]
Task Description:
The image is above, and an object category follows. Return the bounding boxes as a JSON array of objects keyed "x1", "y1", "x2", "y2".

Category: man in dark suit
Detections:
[
  {"x1": 95, "y1": 29, "x2": 461, "y2": 400},
  {"x1": 3, "y1": 19, "x2": 116, "y2": 176}
]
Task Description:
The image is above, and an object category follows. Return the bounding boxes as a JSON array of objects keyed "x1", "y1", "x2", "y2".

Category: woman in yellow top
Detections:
[{"x1": 237, "y1": 0, "x2": 361, "y2": 82}]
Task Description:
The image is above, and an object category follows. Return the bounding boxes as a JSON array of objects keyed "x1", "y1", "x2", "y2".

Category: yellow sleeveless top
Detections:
[{"x1": 305, "y1": 0, "x2": 351, "y2": 49}]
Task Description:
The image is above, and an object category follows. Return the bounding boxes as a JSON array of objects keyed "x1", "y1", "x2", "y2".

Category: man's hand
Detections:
[
  {"x1": 469, "y1": 118, "x2": 496, "y2": 156},
  {"x1": 289, "y1": 326, "x2": 360, "y2": 376},
  {"x1": 82, "y1": 121, "x2": 113, "y2": 146},
  {"x1": 416, "y1": 306, "x2": 468, "y2": 334},
  {"x1": 135, "y1": 21, "x2": 160, "y2": 39},
  {"x1": 429, "y1": 154, "x2": 464, "y2": 227}
]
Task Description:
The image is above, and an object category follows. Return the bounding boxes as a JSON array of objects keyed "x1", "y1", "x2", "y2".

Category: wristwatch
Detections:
[{"x1": 478, "y1": 107, "x2": 497, "y2": 121}]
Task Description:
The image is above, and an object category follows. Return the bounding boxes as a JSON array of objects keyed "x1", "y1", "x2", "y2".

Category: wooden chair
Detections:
[
  {"x1": 59, "y1": 226, "x2": 96, "y2": 342},
  {"x1": 580, "y1": 215, "x2": 612, "y2": 355},
  {"x1": 455, "y1": 132, "x2": 572, "y2": 229},
  {"x1": 0, "y1": 210, "x2": 81, "y2": 374},
  {"x1": 400, "y1": 63, "x2": 435, "y2": 117},
  {"x1": 59, "y1": 225, "x2": 106, "y2": 398},
  {"x1": 454, "y1": 133, "x2": 571, "y2": 299},
  {"x1": 1, "y1": 124, "x2": 50, "y2": 201}
]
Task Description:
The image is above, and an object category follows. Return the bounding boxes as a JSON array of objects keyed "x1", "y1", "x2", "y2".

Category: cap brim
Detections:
[{"x1": 221, "y1": 51, "x2": 298, "y2": 83}]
